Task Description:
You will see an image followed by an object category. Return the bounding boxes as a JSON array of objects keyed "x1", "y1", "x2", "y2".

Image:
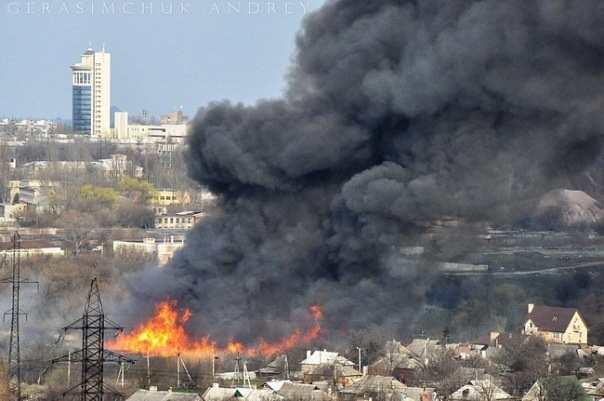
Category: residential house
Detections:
[
  {"x1": 522, "y1": 304, "x2": 589, "y2": 344},
  {"x1": 125, "y1": 387, "x2": 201, "y2": 401},
  {"x1": 201, "y1": 384, "x2": 283, "y2": 401},
  {"x1": 230, "y1": 388, "x2": 282, "y2": 401},
  {"x1": 368, "y1": 340, "x2": 421, "y2": 383},
  {"x1": 581, "y1": 377, "x2": 604, "y2": 400},
  {"x1": 450, "y1": 379, "x2": 513, "y2": 401},
  {"x1": 300, "y1": 350, "x2": 355, "y2": 374},
  {"x1": 407, "y1": 338, "x2": 440, "y2": 365},
  {"x1": 258, "y1": 355, "x2": 289, "y2": 379},
  {"x1": 262, "y1": 382, "x2": 331, "y2": 401},
  {"x1": 521, "y1": 376, "x2": 589, "y2": 401},
  {"x1": 340, "y1": 375, "x2": 434, "y2": 401},
  {"x1": 305, "y1": 363, "x2": 362, "y2": 387},
  {"x1": 201, "y1": 384, "x2": 238, "y2": 401},
  {"x1": 300, "y1": 350, "x2": 359, "y2": 385}
]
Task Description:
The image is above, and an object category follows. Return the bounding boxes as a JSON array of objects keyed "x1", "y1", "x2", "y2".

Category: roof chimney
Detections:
[{"x1": 528, "y1": 303, "x2": 535, "y2": 313}]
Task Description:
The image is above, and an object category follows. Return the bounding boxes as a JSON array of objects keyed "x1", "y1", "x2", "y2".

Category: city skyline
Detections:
[{"x1": 0, "y1": 1, "x2": 326, "y2": 121}]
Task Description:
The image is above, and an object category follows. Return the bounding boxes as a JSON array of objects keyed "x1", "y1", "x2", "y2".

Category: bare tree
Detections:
[{"x1": 58, "y1": 209, "x2": 99, "y2": 254}]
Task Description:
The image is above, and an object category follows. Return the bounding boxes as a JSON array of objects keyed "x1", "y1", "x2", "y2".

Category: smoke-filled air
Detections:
[{"x1": 128, "y1": 0, "x2": 604, "y2": 347}]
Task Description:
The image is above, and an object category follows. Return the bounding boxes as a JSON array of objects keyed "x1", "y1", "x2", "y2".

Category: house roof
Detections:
[
  {"x1": 450, "y1": 380, "x2": 512, "y2": 400},
  {"x1": 276, "y1": 382, "x2": 329, "y2": 401},
  {"x1": 522, "y1": 376, "x2": 585, "y2": 401},
  {"x1": 402, "y1": 387, "x2": 435, "y2": 401},
  {"x1": 126, "y1": 389, "x2": 201, "y2": 401},
  {"x1": 525, "y1": 305, "x2": 585, "y2": 332},
  {"x1": 339, "y1": 374, "x2": 407, "y2": 396},
  {"x1": 259, "y1": 355, "x2": 288, "y2": 375},
  {"x1": 235, "y1": 388, "x2": 283, "y2": 401},
  {"x1": 301, "y1": 350, "x2": 354, "y2": 366},
  {"x1": 406, "y1": 339, "x2": 439, "y2": 359},
  {"x1": 201, "y1": 386, "x2": 238, "y2": 401},
  {"x1": 0, "y1": 240, "x2": 59, "y2": 251},
  {"x1": 260, "y1": 380, "x2": 292, "y2": 391}
]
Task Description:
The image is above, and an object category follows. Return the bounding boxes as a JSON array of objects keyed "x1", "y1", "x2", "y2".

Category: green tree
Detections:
[
  {"x1": 78, "y1": 184, "x2": 118, "y2": 207},
  {"x1": 539, "y1": 376, "x2": 590, "y2": 401},
  {"x1": 118, "y1": 176, "x2": 157, "y2": 203}
]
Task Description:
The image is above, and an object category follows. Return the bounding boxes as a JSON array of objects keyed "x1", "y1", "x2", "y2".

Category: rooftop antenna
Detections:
[{"x1": 0, "y1": 232, "x2": 39, "y2": 400}]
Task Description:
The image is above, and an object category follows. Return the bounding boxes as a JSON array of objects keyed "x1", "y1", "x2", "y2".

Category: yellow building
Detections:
[
  {"x1": 522, "y1": 304, "x2": 589, "y2": 345},
  {"x1": 151, "y1": 188, "x2": 191, "y2": 206}
]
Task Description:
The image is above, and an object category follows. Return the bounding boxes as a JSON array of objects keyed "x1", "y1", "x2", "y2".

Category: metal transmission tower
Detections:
[
  {"x1": 49, "y1": 277, "x2": 135, "y2": 401},
  {"x1": 0, "y1": 232, "x2": 38, "y2": 400}
]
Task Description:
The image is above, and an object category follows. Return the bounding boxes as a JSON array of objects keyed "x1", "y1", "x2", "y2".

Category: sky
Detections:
[{"x1": 0, "y1": 0, "x2": 326, "y2": 121}]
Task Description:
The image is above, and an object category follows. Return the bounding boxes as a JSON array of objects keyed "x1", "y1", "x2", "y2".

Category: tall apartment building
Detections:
[{"x1": 70, "y1": 45, "x2": 111, "y2": 136}]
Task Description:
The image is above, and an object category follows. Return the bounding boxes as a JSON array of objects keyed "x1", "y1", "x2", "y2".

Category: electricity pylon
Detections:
[
  {"x1": 0, "y1": 232, "x2": 38, "y2": 401},
  {"x1": 49, "y1": 277, "x2": 135, "y2": 401}
]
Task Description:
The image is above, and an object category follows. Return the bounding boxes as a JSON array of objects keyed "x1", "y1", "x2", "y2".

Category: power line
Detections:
[
  {"x1": 0, "y1": 232, "x2": 38, "y2": 401},
  {"x1": 46, "y1": 277, "x2": 135, "y2": 401}
]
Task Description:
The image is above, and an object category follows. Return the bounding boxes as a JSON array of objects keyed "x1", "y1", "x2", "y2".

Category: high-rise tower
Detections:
[{"x1": 71, "y1": 44, "x2": 111, "y2": 136}]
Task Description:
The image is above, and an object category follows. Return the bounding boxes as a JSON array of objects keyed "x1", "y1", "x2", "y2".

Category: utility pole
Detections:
[
  {"x1": 48, "y1": 277, "x2": 135, "y2": 401},
  {"x1": 231, "y1": 355, "x2": 241, "y2": 387},
  {"x1": 0, "y1": 232, "x2": 38, "y2": 401}
]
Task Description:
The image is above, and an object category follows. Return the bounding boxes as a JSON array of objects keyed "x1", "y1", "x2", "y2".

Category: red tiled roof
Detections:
[{"x1": 525, "y1": 305, "x2": 580, "y2": 333}]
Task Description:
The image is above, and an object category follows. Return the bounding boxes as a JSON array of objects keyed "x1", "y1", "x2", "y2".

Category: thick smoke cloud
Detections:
[{"x1": 132, "y1": 0, "x2": 604, "y2": 344}]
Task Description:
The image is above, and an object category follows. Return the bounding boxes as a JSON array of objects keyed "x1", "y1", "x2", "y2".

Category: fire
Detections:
[{"x1": 107, "y1": 300, "x2": 323, "y2": 358}]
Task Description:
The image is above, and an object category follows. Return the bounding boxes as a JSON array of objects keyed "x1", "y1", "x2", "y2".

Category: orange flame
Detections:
[{"x1": 107, "y1": 300, "x2": 323, "y2": 358}]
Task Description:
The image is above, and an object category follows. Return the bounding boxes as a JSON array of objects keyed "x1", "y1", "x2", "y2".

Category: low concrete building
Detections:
[
  {"x1": 154, "y1": 211, "x2": 206, "y2": 229},
  {"x1": 112, "y1": 236, "x2": 184, "y2": 266},
  {"x1": 0, "y1": 240, "x2": 64, "y2": 258}
]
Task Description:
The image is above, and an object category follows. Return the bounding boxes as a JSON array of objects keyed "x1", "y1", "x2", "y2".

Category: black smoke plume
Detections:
[{"x1": 131, "y1": 0, "x2": 604, "y2": 344}]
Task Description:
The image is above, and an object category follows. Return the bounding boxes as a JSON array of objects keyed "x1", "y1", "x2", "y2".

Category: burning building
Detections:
[{"x1": 121, "y1": 0, "x2": 604, "y2": 349}]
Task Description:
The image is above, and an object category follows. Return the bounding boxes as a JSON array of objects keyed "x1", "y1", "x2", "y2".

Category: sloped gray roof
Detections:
[
  {"x1": 406, "y1": 339, "x2": 439, "y2": 359},
  {"x1": 201, "y1": 386, "x2": 238, "y2": 401},
  {"x1": 259, "y1": 355, "x2": 288, "y2": 374},
  {"x1": 261, "y1": 380, "x2": 292, "y2": 391},
  {"x1": 127, "y1": 389, "x2": 201, "y2": 401},
  {"x1": 340, "y1": 375, "x2": 407, "y2": 396},
  {"x1": 276, "y1": 383, "x2": 330, "y2": 401},
  {"x1": 450, "y1": 380, "x2": 512, "y2": 401},
  {"x1": 401, "y1": 387, "x2": 435, "y2": 401},
  {"x1": 236, "y1": 388, "x2": 283, "y2": 401}
]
